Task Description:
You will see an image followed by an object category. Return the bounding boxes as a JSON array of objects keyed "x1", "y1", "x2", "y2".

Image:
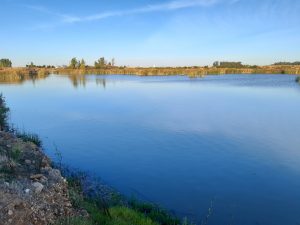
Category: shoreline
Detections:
[{"x1": 1, "y1": 65, "x2": 300, "y2": 78}]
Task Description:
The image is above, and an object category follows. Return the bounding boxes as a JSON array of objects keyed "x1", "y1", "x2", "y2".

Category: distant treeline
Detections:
[
  {"x1": 68, "y1": 57, "x2": 115, "y2": 69},
  {"x1": 26, "y1": 62, "x2": 55, "y2": 68},
  {"x1": 213, "y1": 61, "x2": 258, "y2": 69},
  {"x1": 273, "y1": 62, "x2": 300, "y2": 66}
]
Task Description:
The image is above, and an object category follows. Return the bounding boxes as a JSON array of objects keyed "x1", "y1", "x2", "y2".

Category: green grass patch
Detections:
[
  {"x1": 9, "y1": 147, "x2": 21, "y2": 162},
  {"x1": 128, "y1": 198, "x2": 180, "y2": 225}
]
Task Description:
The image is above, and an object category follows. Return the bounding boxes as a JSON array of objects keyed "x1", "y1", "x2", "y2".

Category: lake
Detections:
[{"x1": 1, "y1": 74, "x2": 300, "y2": 225}]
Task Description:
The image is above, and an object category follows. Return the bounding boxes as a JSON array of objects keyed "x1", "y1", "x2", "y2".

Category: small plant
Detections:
[
  {"x1": 296, "y1": 76, "x2": 300, "y2": 83},
  {"x1": 9, "y1": 147, "x2": 21, "y2": 162},
  {"x1": 14, "y1": 130, "x2": 42, "y2": 147}
]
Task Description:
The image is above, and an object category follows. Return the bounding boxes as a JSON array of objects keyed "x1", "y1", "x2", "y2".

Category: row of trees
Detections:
[
  {"x1": 0, "y1": 59, "x2": 12, "y2": 68},
  {"x1": 213, "y1": 61, "x2": 245, "y2": 68},
  {"x1": 273, "y1": 62, "x2": 300, "y2": 66},
  {"x1": 26, "y1": 62, "x2": 55, "y2": 68},
  {"x1": 69, "y1": 57, "x2": 115, "y2": 69},
  {"x1": 69, "y1": 58, "x2": 86, "y2": 69}
]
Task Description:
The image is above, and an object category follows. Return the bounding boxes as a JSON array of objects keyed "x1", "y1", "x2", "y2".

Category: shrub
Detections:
[{"x1": 0, "y1": 94, "x2": 9, "y2": 131}]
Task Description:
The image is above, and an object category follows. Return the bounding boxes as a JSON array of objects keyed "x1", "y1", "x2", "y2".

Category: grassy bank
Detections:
[
  {"x1": 0, "y1": 94, "x2": 195, "y2": 225},
  {"x1": 0, "y1": 68, "x2": 51, "y2": 84}
]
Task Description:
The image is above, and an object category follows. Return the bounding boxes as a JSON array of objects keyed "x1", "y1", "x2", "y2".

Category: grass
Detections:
[
  {"x1": 58, "y1": 167, "x2": 192, "y2": 225},
  {"x1": 128, "y1": 198, "x2": 180, "y2": 225},
  {"x1": 61, "y1": 173, "x2": 160, "y2": 225},
  {"x1": 13, "y1": 130, "x2": 42, "y2": 147},
  {"x1": 9, "y1": 147, "x2": 21, "y2": 162}
]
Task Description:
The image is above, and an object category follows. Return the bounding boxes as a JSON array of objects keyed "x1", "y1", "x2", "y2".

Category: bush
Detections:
[{"x1": 0, "y1": 94, "x2": 9, "y2": 131}]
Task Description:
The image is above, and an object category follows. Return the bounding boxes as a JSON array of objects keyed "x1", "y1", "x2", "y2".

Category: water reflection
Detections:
[
  {"x1": 0, "y1": 73, "x2": 108, "y2": 89},
  {"x1": 0, "y1": 73, "x2": 50, "y2": 85}
]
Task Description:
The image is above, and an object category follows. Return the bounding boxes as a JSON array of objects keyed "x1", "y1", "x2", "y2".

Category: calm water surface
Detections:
[{"x1": 1, "y1": 74, "x2": 300, "y2": 225}]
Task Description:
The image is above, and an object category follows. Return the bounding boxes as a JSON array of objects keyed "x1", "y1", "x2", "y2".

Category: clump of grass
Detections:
[
  {"x1": 9, "y1": 147, "x2": 21, "y2": 162},
  {"x1": 128, "y1": 198, "x2": 180, "y2": 225},
  {"x1": 14, "y1": 130, "x2": 42, "y2": 147}
]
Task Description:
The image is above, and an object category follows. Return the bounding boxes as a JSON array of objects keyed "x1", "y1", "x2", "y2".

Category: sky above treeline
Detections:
[{"x1": 1, "y1": 0, "x2": 300, "y2": 67}]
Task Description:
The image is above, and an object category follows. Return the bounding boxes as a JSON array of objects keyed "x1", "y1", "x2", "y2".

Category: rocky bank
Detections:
[{"x1": 0, "y1": 131, "x2": 75, "y2": 225}]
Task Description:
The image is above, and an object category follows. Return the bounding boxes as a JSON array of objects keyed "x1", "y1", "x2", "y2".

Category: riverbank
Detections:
[{"x1": 0, "y1": 95, "x2": 188, "y2": 225}]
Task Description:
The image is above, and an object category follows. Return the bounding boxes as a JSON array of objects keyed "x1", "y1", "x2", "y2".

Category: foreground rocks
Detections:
[{"x1": 0, "y1": 131, "x2": 75, "y2": 225}]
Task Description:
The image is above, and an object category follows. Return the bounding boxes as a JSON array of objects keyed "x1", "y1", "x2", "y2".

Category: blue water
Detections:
[{"x1": 1, "y1": 74, "x2": 300, "y2": 225}]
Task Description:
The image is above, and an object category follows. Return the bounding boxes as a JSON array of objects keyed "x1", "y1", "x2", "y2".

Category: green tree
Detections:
[
  {"x1": 213, "y1": 61, "x2": 219, "y2": 67},
  {"x1": 69, "y1": 57, "x2": 79, "y2": 69},
  {"x1": 0, "y1": 59, "x2": 12, "y2": 68},
  {"x1": 94, "y1": 57, "x2": 106, "y2": 68}
]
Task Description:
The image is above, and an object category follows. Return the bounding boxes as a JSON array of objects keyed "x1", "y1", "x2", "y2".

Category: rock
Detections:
[
  {"x1": 30, "y1": 174, "x2": 44, "y2": 180},
  {"x1": 41, "y1": 157, "x2": 50, "y2": 167},
  {"x1": 25, "y1": 159, "x2": 31, "y2": 165},
  {"x1": 24, "y1": 189, "x2": 30, "y2": 194},
  {"x1": 32, "y1": 182, "x2": 44, "y2": 194},
  {"x1": 8, "y1": 209, "x2": 13, "y2": 216}
]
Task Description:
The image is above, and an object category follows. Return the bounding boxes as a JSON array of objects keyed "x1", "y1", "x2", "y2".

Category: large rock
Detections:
[{"x1": 32, "y1": 182, "x2": 44, "y2": 194}]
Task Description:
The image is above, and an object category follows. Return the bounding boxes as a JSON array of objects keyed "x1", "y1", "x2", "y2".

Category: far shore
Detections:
[{"x1": 0, "y1": 65, "x2": 300, "y2": 79}]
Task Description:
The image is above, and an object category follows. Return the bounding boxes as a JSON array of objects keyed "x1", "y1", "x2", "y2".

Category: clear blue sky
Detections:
[{"x1": 1, "y1": 0, "x2": 300, "y2": 67}]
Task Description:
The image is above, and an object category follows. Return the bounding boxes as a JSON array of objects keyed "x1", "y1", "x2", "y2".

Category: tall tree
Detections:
[
  {"x1": 69, "y1": 57, "x2": 79, "y2": 69},
  {"x1": 94, "y1": 57, "x2": 106, "y2": 68}
]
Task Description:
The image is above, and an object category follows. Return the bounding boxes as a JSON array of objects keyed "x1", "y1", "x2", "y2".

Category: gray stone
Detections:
[{"x1": 32, "y1": 182, "x2": 44, "y2": 194}]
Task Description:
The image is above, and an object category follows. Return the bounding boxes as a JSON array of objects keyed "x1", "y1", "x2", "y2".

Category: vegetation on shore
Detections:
[{"x1": 54, "y1": 166, "x2": 186, "y2": 225}]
